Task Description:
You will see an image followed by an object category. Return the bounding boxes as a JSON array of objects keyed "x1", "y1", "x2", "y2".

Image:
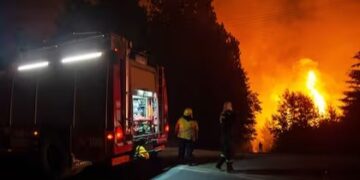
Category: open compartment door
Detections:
[{"x1": 129, "y1": 62, "x2": 160, "y2": 138}]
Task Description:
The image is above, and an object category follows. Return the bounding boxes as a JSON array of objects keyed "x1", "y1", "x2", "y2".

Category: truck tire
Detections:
[
  {"x1": 150, "y1": 151, "x2": 159, "y2": 159},
  {"x1": 40, "y1": 139, "x2": 71, "y2": 179}
]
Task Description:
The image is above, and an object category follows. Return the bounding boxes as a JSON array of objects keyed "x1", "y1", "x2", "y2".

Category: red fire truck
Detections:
[{"x1": 0, "y1": 33, "x2": 169, "y2": 177}]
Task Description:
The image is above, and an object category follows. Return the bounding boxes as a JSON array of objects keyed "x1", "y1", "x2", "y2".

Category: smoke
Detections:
[
  {"x1": 214, "y1": 0, "x2": 360, "y2": 151},
  {"x1": 0, "y1": 0, "x2": 63, "y2": 62}
]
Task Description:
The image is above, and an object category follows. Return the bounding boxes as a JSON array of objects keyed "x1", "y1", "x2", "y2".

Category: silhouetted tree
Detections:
[
  {"x1": 271, "y1": 90, "x2": 319, "y2": 136},
  {"x1": 342, "y1": 51, "x2": 360, "y2": 123},
  {"x1": 148, "y1": 0, "x2": 260, "y2": 149},
  {"x1": 340, "y1": 51, "x2": 360, "y2": 150},
  {"x1": 270, "y1": 90, "x2": 320, "y2": 152},
  {"x1": 271, "y1": 90, "x2": 346, "y2": 153},
  {"x1": 323, "y1": 105, "x2": 341, "y2": 122},
  {"x1": 258, "y1": 119, "x2": 274, "y2": 152}
]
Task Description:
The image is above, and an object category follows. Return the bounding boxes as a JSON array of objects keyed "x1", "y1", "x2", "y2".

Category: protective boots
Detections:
[
  {"x1": 226, "y1": 162, "x2": 234, "y2": 173},
  {"x1": 216, "y1": 156, "x2": 225, "y2": 170},
  {"x1": 216, "y1": 161, "x2": 222, "y2": 170},
  {"x1": 216, "y1": 159, "x2": 234, "y2": 173}
]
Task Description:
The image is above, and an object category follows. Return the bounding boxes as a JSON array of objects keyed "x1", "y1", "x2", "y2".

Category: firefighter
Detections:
[
  {"x1": 175, "y1": 108, "x2": 198, "y2": 164},
  {"x1": 135, "y1": 139, "x2": 150, "y2": 160},
  {"x1": 136, "y1": 145, "x2": 150, "y2": 159},
  {"x1": 258, "y1": 142, "x2": 263, "y2": 153},
  {"x1": 189, "y1": 116, "x2": 199, "y2": 165},
  {"x1": 216, "y1": 101, "x2": 235, "y2": 172}
]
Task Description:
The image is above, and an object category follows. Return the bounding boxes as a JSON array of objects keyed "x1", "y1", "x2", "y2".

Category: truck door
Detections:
[
  {"x1": 0, "y1": 73, "x2": 12, "y2": 150},
  {"x1": 71, "y1": 58, "x2": 107, "y2": 162},
  {"x1": 158, "y1": 67, "x2": 169, "y2": 135},
  {"x1": 110, "y1": 57, "x2": 132, "y2": 157},
  {"x1": 0, "y1": 73, "x2": 11, "y2": 127},
  {"x1": 129, "y1": 61, "x2": 160, "y2": 138}
]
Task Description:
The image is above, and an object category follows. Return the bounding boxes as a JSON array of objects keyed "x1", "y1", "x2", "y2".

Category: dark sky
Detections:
[{"x1": 0, "y1": 0, "x2": 63, "y2": 67}]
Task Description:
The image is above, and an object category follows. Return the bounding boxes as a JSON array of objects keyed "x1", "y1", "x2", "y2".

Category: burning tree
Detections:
[
  {"x1": 270, "y1": 90, "x2": 328, "y2": 152},
  {"x1": 271, "y1": 90, "x2": 319, "y2": 136},
  {"x1": 271, "y1": 89, "x2": 344, "y2": 152}
]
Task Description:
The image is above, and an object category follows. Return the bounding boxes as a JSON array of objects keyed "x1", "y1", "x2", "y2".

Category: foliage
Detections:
[
  {"x1": 270, "y1": 90, "x2": 342, "y2": 152},
  {"x1": 338, "y1": 51, "x2": 360, "y2": 151},
  {"x1": 271, "y1": 90, "x2": 319, "y2": 136},
  {"x1": 147, "y1": 0, "x2": 260, "y2": 148},
  {"x1": 342, "y1": 51, "x2": 360, "y2": 125}
]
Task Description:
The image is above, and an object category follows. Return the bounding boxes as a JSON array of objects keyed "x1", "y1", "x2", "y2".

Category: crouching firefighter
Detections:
[
  {"x1": 134, "y1": 139, "x2": 150, "y2": 160},
  {"x1": 216, "y1": 101, "x2": 235, "y2": 172}
]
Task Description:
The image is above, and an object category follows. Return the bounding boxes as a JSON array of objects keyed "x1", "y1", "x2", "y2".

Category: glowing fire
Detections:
[
  {"x1": 306, "y1": 70, "x2": 326, "y2": 115},
  {"x1": 214, "y1": 0, "x2": 358, "y2": 152},
  {"x1": 250, "y1": 61, "x2": 331, "y2": 152}
]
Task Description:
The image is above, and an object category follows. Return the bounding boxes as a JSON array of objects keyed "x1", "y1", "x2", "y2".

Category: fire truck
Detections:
[{"x1": 0, "y1": 33, "x2": 169, "y2": 177}]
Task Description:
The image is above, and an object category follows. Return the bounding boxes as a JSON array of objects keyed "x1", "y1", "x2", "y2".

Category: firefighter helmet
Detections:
[{"x1": 183, "y1": 108, "x2": 193, "y2": 117}]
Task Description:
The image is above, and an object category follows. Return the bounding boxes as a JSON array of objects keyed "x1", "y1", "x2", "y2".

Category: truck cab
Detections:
[{"x1": 0, "y1": 33, "x2": 169, "y2": 177}]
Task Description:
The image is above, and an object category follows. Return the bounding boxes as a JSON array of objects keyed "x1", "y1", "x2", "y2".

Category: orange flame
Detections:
[
  {"x1": 250, "y1": 58, "x2": 332, "y2": 152},
  {"x1": 306, "y1": 70, "x2": 327, "y2": 115},
  {"x1": 214, "y1": 0, "x2": 359, "y2": 152}
]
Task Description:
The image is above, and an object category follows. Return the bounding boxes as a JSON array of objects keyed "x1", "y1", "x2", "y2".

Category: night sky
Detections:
[{"x1": 0, "y1": 0, "x2": 63, "y2": 68}]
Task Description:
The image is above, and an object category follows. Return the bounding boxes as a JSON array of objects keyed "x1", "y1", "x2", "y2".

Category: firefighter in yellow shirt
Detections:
[{"x1": 175, "y1": 108, "x2": 199, "y2": 164}]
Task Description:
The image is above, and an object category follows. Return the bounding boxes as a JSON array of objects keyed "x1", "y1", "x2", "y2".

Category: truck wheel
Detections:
[
  {"x1": 149, "y1": 152, "x2": 162, "y2": 172},
  {"x1": 40, "y1": 140, "x2": 71, "y2": 179},
  {"x1": 151, "y1": 151, "x2": 159, "y2": 159}
]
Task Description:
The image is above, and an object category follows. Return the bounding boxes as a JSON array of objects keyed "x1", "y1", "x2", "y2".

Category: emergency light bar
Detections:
[
  {"x1": 61, "y1": 52, "x2": 102, "y2": 64},
  {"x1": 18, "y1": 61, "x2": 49, "y2": 71}
]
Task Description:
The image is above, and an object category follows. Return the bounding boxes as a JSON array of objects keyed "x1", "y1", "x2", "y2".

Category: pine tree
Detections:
[
  {"x1": 342, "y1": 52, "x2": 360, "y2": 122},
  {"x1": 341, "y1": 51, "x2": 360, "y2": 141},
  {"x1": 148, "y1": 0, "x2": 260, "y2": 148}
]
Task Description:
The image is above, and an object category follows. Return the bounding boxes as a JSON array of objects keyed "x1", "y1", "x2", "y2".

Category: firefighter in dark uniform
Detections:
[{"x1": 216, "y1": 101, "x2": 235, "y2": 172}]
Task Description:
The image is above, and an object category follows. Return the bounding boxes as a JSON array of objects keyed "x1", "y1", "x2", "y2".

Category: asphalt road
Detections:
[
  {"x1": 1, "y1": 148, "x2": 360, "y2": 179},
  {"x1": 155, "y1": 148, "x2": 360, "y2": 180}
]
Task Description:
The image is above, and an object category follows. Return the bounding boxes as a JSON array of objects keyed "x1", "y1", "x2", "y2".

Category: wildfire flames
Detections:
[
  {"x1": 306, "y1": 70, "x2": 326, "y2": 115},
  {"x1": 247, "y1": 59, "x2": 331, "y2": 152},
  {"x1": 214, "y1": 0, "x2": 360, "y2": 152}
]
